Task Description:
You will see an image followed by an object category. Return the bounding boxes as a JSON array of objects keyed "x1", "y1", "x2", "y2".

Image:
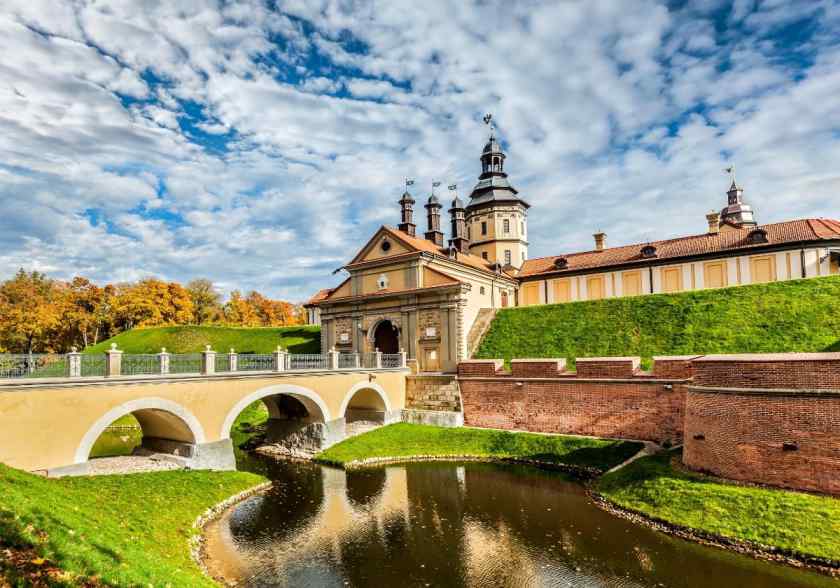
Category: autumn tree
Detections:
[
  {"x1": 224, "y1": 290, "x2": 259, "y2": 326},
  {"x1": 0, "y1": 269, "x2": 63, "y2": 354},
  {"x1": 187, "y1": 279, "x2": 223, "y2": 325},
  {"x1": 112, "y1": 278, "x2": 194, "y2": 330},
  {"x1": 59, "y1": 276, "x2": 110, "y2": 349}
]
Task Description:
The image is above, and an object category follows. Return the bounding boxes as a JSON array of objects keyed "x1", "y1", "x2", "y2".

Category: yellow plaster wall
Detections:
[
  {"x1": 0, "y1": 370, "x2": 407, "y2": 472},
  {"x1": 359, "y1": 232, "x2": 411, "y2": 262}
]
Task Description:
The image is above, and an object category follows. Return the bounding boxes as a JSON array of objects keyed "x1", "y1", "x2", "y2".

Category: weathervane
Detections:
[
  {"x1": 448, "y1": 183, "x2": 458, "y2": 197},
  {"x1": 724, "y1": 165, "x2": 736, "y2": 186},
  {"x1": 483, "y1": 113, "x2": 496, "y2": 136}
]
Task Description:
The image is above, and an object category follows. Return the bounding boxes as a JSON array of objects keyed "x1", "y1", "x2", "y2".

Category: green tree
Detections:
[{"x1": 187, "y1": 279, "x2": 222, "y2": 324}]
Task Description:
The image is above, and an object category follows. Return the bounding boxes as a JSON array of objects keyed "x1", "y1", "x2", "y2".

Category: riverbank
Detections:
[
  {"x1": 315, "y1": 423, "x2": 643, "y2": 473},
  {"x1": 594, "y1": 449, "x2": 840, "y2": 574},
  {"x1": 0, "y1": 464, "x2": 265, "y2": 587}
]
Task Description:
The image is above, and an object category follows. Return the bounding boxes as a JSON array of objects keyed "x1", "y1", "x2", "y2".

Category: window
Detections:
[
  {"x1": 504, "y1": 250, "x2": 512, "y2": 265},
  {"x1": 481, "y1": 251, "x2": 488, "y2": 260},
  {"x1": 553, "y1": 279, "x2": 572, "y2": 302},
  {"x1": 377, "y1": 274, "x2": 389, "y2": 290},
  {"x1": 750, "y1": 255, "x2": 776, "y2": 283},
  {"x1": 479, "y1": 286, "x2": 485, "y2": 295},
  {"x1": 381, "y1": 240, "x2": 391, "y2": 252},
  {"x1": 703, "y1": 261, "x2": 727, "y2": 288},
  {"x1": 521, "y1": 221, "x2": 525, "y2": 234},
  {"x1": 662, "y1": 267, "x2": 682, "y2": 292},
  {"x1": 586, "y1": 276, "x2": 605, "y2": 300},
  {"x1": 622, "y1": 271, "x2": 643, "y2": 296},
  {"x1": 481, "y1": 221, "x2": 487, "y2": 235},
  {"x1": 467, "y1": 226, "x2": 471, "y2": 240},
  {"x1": 503, "y1": 219, "x2": 510, "y2": 233},
  {"x1": 522, "y1": 251, "x2": 526, "y2": 261}
]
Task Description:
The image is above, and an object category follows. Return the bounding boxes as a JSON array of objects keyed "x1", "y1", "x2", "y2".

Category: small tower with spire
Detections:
[
  {"x1": 398, "y1": 188, "x2": 416, "y2": 236},
  {"x1": 465, "y1": 114, "x2": 530, "y2": 268},
  {"x1": 448, "y1": 194, "x2": 469, "y2": 253},
  {"x1": 719, "y1": 167, "x2": 757, "y2": 230},
  {"x1": 424, "y1": 194, "x2": 444, "y2": 246}
]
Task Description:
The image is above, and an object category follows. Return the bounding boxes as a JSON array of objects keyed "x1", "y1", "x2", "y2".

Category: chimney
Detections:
[
  {"x1": 593, "y1": 232, "x2": 606, "y2": 251},
  {"x1": 706, "y1": 211, "x2": 720, "y2": 234},
  {"x1": 424, "y1": 195, "x2": 444, "y2": 246},
  {"x1": 398, "y1": 191, "x2": 416, "y2": 236}
]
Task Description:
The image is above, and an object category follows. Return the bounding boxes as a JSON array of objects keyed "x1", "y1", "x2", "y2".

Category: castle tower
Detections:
[
  {"x1": 719, "y1": 178, "x2": 756, "y2": 230},
  {"x1": 398, "y1": 190, "x2": 416, "y2": 236},
  {"x1": 448, "y1": 196, "x2": 469, "y2": 253},
  {"x1": 424, "y1": 194, "x2": 444, "y2": 246},
  {"x1": 465, "y1": 117, "x2": 530, "y2": 268}
]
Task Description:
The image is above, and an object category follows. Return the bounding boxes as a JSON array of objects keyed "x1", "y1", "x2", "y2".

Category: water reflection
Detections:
[{"x1": 207, "y1": 460, "x2": 836, "y2": 588}]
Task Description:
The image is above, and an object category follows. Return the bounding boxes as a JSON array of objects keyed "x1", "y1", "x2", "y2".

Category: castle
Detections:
[{"x1": 307, "y1": 126, "x2": 840, "y2": 373}]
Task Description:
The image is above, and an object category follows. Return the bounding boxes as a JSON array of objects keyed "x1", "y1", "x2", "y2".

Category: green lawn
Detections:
[
  {"x1": 85, "y1": 324, "x2": 321, "y2": 355},
  {"x1": 316, "y1": 423, "x2": 642, "y2": 472},
  {"x1": 0, "y1": 464, "x2": 264, "y2": 587},
  {"x1": 477, "y1": 275, "x2": 840, "y2": 367},
  {"x1": 596, "y1": 450, "x2": 840, "y2": 562}
]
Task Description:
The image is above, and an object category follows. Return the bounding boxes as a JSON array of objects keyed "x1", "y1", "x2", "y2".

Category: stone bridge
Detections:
[{"x1": 0, "y1": 350, "x2": 408, "y2": 476}]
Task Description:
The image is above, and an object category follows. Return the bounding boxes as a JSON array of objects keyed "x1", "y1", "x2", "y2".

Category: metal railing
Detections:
[
  {"x1": 238, "y1": 354, "x2": 273, "y2": 371},
  {"x1": 0, "y1": 348, "x2": 406, "y2": 380},
  {"x1": 169, "y1": 353, "x2": 201, "y2": 374},
  {"x1": 288, "y1": 353, "x2": 329, "y2": 371},
  {"x1": 121, "y1": 354, "x2": 160, "y2": 376},
  {"x1": 382, "y1": 353, "x2": 403, "y2": 368}
]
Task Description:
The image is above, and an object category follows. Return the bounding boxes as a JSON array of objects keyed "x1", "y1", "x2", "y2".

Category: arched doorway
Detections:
[{"x1": 373, "y1": 320, "x2": 399, "y2": 354}]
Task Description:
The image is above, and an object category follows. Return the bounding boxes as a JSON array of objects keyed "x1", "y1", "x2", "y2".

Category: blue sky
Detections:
[{"x1": 1, "y1": 0, "x2": 839, "y2": 301}]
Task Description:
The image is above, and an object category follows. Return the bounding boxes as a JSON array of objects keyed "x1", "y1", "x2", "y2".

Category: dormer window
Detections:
[
  {"x1": 377, "y1": 274, "x2": 389, "y2": 290},
  {"x1": 747, "y1": 228, "x2": 768, "y2": 244},
  {"x1": 553, "y1": 257, "x2": 568, "y2": 269},
  {"x1": 641, "y1": 245, "x2": 658, "y2": 258}
]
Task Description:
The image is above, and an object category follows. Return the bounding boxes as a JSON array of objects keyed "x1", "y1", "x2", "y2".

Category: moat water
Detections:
[{"x1": 205, "y1": 457, "x2": 836, "y2": 588}]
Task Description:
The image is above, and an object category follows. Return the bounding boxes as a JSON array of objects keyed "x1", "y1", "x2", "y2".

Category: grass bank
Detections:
[
  {"x1": 596, "y1": 450, "x2": 840, "y2": 564},
  {"x1": 0, "y1": 464, "x2": 265, "y2": 586},
  {"x1": 316, "y1": 423, "x2": 642, "y2": 472},
  {"x1": 85, "y1": 324, "x2": 320, "y2": 354},
  {"x1": 477, "y1": 275, "x2": 840, "y2": 367}
]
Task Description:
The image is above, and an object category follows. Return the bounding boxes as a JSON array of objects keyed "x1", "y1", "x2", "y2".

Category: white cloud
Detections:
[{"x1": 0, "y1": 0, "x2": 839, "y2": 302}]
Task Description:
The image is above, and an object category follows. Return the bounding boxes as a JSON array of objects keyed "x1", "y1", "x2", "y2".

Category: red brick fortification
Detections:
[
  {"x1": 457, "y1": 357, "x2": 691, "y2": 444},
  {"x1": 685, "y1": 354, "x2": 840, "y2": 495}
]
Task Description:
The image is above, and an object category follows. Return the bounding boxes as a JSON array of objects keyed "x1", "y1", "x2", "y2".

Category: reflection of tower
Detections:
[{"x1": 466, "y1": 116, "x2": 530, "y2": 268}]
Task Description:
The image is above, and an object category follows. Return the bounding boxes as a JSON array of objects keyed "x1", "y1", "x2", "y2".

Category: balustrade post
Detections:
[
  {"x1": 105, "y1": 343, "x2": 122, "y2": 377},
  {"x1": 399, "y1": 348, "x2": 408, "y2": 368},
  {"x1": 158, "y1": 347, "x2": 170, "y2": 374},
  {"x1": 273, "y1": 346, "x2": 287, "y2": 372},
  {"x1": 353, "y1": 352, "x2": 360, "y2": 368},
  {"x1": 375, "y1": 348, "x2": 383, "y2": 369},
  {"x1": 66, "y1": 347, "x2": 81, "y2": 378},
  {"x1": 201, "y1": 345, "x2": 216, "y2": 375},
  {"x1": 229, "y1": 348, "x2": 238, "y2": 372},
  {"x1": 329, "y1": 347, "x2": 340, "y2": 370}
]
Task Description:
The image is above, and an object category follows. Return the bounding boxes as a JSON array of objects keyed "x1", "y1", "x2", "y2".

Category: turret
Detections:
[
  {"x1": 398, "y1": 190, "x2": 416, "y2": 236},
  {"x1": 448, "y1": 196, "x2": 469, "y2": 253},
  {"x1": 424, "y1": 194, "x2": 444, "y2": 246}
]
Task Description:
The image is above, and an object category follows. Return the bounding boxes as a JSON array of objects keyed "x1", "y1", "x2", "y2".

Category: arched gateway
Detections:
[{"x1": 373, "y1": 319, "x2": 400, "y2": 354}]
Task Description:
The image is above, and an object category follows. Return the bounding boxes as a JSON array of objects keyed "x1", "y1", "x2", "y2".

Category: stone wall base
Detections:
[
  {"x1": 401, "y1": 409, "x2": 464, "y2": 428},
  {"x1": 406, "y1": 375, "x2": 462, "y2": 411}
]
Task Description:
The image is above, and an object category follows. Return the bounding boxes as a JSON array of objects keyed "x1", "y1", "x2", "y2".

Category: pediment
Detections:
[{"x1": 349, "y1": 227, "x2": 415, "y2": 265}]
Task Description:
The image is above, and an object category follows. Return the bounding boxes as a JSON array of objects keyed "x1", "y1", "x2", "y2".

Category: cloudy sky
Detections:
[{"x1": 1, "y1": 1, "x2": 839, "y2": 301}]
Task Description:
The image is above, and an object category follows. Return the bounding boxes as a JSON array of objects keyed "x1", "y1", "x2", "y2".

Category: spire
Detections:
[
  {"x1": 398, "y1": 180, "x2": 416, "y2": 236},
  {"x1": 466, "y1": 114, "x2": 529, "y2": 211}
]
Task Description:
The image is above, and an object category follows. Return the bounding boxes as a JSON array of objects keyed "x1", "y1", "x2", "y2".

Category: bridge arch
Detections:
[
  {"x1": 220, "y1": 384, "x2": 332, "y2": 440},
  {"x1": 75, "y1": 397, "x2": 206, "y2": 464},
  {"x1": 339, "y1": 381, "x2": 392, "y2": 418}
]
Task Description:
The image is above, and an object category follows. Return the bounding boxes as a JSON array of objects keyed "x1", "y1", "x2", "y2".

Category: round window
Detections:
[{"x1": 381, "y1": 240, "x2": 391, "y2": 252}]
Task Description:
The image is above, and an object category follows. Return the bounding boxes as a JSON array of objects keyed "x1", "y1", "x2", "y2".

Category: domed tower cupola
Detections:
[
  {"x1": 719, "y1": 167, "x2": 757, "y2": 229},
  {"x1": 448, "y1": 194, "x2": 469, "y2": 253},
  {"x1": 398, "y1": 187, "x2": 417, "y2": 236},
  {"x1": 464, "y1": 114, "x2": 531, "y2": 268}
]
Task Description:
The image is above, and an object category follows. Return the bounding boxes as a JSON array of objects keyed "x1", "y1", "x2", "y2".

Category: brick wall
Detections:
[
  {"x1": 458, "y1": 357, "x2": 687, "y2": 443},
  {"x1": 406, "y1": 375, "x2": 462, "y2": 412},
  {"x1": 693, "y1": 353, "x2": 840, "y2": 389},
  {"x1": 684, "y1": 389, "x2": 840, "y2": 495}
]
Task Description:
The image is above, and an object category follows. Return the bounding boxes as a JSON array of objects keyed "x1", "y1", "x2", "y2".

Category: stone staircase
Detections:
[{"x1": 466, "y1": 308, "x2": 498, "y2": 358}]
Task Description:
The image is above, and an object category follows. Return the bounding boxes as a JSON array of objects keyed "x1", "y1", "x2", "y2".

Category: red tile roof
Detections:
[
  {"x1": 350, "y1": 226, "x2": 515, "y2": 279},
  {"x1": 317, "y1": 282, "x2": 462, "y2": 305},
  {"x1": 305, "y1": 288, "x2": 334, "y2": 306},
  {"x1": 519, "y1": 218, "x2": 840, "y2": 279}
]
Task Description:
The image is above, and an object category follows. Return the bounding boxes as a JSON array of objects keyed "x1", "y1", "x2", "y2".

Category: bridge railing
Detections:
[{"x1": 0, "y1": 345, "x2": 407, "y2": 380}]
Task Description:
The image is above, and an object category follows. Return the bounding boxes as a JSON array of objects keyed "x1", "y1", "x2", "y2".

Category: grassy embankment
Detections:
[
  {"x1": 0, "y1": 464, "x2": 264, "y2": 587},
  {"x1": 86, "y1": 324, "x2": 321, "y2": 354},
  {"x1": 316, "y1": 423, "x2": 642, "y2": 472},
  {"x1": 596, "y1": 450, "x2": 840, "y2": 563},
  {"x1": 477, "y1": 275, "x2": 840, "y2": 368}
]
